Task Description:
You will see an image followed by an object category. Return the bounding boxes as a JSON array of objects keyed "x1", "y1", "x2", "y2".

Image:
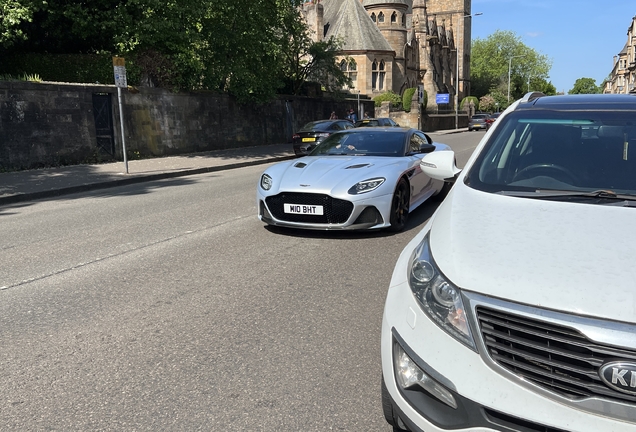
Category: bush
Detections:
[
  {"x1": 0, "y1": 53, "x2": 115, "y2": 84},
  {"x1": 373, "y1": 91, "x2": 402, "y2": 107},
  {"x1": 402, "y1": 87, "x2": 416, "y2": 112}
]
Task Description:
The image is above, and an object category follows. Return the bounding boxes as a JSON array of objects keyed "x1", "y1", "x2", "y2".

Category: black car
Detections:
[
  {"x1": 292, "y1": 120, "x2": 355, "y2": 155},
  {"x1": 354, "y1": 118, "x2": 400, "y2": 128}
]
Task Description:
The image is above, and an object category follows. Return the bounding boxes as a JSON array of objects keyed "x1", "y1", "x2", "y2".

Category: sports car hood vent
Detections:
[
  {"x1": 345, "y1": 163, "x2": 371, "y2": 169},
  {"x1": 294, "y1": 162, "x2": 307, "y2": 168}
]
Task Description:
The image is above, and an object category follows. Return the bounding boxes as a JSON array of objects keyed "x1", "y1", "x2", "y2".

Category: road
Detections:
[{"x1": 0, "y1": 131, "x2": 483, "y2": 431}]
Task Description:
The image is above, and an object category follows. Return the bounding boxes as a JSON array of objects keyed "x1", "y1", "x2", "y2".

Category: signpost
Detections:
[{"x1": 112, "y1": 57, "x2": 129, "y2": 174}]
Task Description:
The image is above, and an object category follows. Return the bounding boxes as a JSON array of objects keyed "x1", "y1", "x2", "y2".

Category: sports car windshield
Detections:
[
  {"x1": 310, "y1": 131, "x2": 405, "y2": 157},
  {"x1": 466, "y1": 110, "x2": 636, "y2": 198}
]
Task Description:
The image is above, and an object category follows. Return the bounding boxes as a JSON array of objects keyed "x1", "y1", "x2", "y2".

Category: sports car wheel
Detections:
[{"x1": 389, "y1": 178, "x2": 409, "y2": 232}]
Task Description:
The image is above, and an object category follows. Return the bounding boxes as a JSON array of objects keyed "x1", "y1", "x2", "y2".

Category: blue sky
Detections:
[{"x1": 471, "y1": 0, "x2": 636, "y2": 93}]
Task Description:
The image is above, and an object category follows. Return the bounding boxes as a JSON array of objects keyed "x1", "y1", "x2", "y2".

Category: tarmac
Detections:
[{"x1": 0, "y1": 130, "x2": 460, "y2": 206}]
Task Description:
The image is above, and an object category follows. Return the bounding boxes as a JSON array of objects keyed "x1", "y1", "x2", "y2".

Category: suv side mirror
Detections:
[{"x1": 420, "y1": 151, "x2": 461, "y2": 181}]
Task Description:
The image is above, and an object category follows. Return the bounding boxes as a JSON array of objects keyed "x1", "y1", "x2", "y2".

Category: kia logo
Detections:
[{"x1": 599, "y1": 362, "x2": 636, "y2": 395}]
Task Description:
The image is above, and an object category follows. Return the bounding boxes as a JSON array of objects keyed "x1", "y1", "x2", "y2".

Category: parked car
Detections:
[
  {"x1": 257, "y1": 128, "x2": 452, "y2": 232},
  {"x1": 292, "y1": 120, "x2": 354, "y2": 156},
  {"x1": 467, "y1": 113, "x2": 490, "y2": 131},
  {"x1": 381, "y1": 93, "x2": 636, "y2": 431},
  {"x1": 485, "y1": 111, "x2": 501, "y2": 126},
  {"x1": 354, "y1": 118, "x2": 400, "y2": 128}
]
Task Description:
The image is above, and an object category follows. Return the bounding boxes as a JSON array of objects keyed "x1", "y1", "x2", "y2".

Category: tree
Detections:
[
  {"x1": 471, "y1": 30, "x2": 552, "y2": 102},
  {"x1": 0, "y1": 0, "x2": 34, "y2": 49},
  {"x1": 569, "y1": 77, "x2": 601, "y2": 94}
]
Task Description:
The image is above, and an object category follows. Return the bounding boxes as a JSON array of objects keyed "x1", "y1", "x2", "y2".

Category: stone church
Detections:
[{"x1": 302, "y1": 0, "x2": 474, "y2": 111}]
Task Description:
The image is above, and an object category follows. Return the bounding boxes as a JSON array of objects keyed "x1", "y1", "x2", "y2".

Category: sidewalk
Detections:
[
  {"x1": 0, "y1": 129, "x2": 461, "y2": 206},
  {"x1": 0, "y1": 143, "x2": 295, "y2": 206}
]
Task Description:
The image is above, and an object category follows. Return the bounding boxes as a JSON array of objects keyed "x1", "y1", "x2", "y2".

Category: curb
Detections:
[{"x1": 0, "y1": 155, "x2": 297, "y2": 206}]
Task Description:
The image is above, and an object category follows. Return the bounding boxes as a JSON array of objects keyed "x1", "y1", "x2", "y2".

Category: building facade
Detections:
[
  {"x1": 604, "y1": 16, "x2": 636, "y2": 94},
  {"x1": 302, "y1": 0, "x2": 473, "y2": 111}
]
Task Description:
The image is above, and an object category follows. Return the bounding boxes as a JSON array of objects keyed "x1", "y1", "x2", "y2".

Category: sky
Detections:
[{"x1": 471, "y1": 0, "x2": 636, "y2": 93}]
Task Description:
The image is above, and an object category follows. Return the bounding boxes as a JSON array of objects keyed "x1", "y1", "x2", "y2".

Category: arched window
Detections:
[
  {"x1": 402, "y1": 13, "x2": 406, "y2": 26},
  {"x1": 378, "y1": 12, "x2": 384, "y2": 23},
  {"x1": 391, "y1": 12, "x2": 397, "y2": 23},
  {"x1": 341, "y1": 59, "x2": 358, "y2": 90},
  {"x1": 370, "y1": 13, "x2": 376, "y2": 23},
  {"x1": 379, "y1": 60, "x2": 386, "y2": 90},
  {"x1": 372, "y1": 61, "x2": 378, "y2": 90}
]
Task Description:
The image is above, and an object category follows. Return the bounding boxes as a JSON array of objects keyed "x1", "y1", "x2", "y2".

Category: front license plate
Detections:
[
  {"x1": 301, "y1": 137, "x2": 316, "y2": 142},
  {"x1": 284, "y1": 203, "x2": 324, "y2": 215}
]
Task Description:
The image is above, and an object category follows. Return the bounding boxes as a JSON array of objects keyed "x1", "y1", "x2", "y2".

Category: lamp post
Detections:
[
  {"x1": 455, "y1": 12, "x2": 482, "y2": 130},
  {"x1": 507, "y1": 55, "x2": 526, "y2": 102}
]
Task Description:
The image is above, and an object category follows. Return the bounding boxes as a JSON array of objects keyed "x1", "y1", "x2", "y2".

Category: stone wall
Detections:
[
  {"x1": 375, "y1": 97, "x2": 467, "y2": 131},
  {"x1": 0, "y1": 81, "x2": 374, "y2": 171}
]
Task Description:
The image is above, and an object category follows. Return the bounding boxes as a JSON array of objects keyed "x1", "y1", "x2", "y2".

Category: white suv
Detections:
[{"x1": 381, "y1": 93, "x2": 636, "y2": 432}]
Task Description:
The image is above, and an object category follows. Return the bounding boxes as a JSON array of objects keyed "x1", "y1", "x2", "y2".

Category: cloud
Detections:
[{"x1": 526, "y1": 32, "x2": 542, "y2": 38}]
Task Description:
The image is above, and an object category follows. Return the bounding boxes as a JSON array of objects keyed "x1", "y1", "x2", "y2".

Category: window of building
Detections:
[
  {"x1": 402, "y1": 14, "x2": 406, "y2": 26},
  {"x1": 371, "y1": 13, "x2": 376, "y2": 23},
  {"x1": 372, "y1": 61, "x2": 378, "y2": 90},
  {"x1": 378, "y1": 12, "x2": 384, "y2": 23},
  {"x1": 340, "y1": 59, "x2": 347, "y2": 72},
  {"x1": 379, "y1": 60, "x2": 386, "y2": 90},
  {"x1": 391, "y1": 12, "x2": 397, "y2": 23}
]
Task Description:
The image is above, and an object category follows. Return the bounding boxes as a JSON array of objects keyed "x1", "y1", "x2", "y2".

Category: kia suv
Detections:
[{"x1": 381, "y1": 93, "x2": 636, "y2": 432}]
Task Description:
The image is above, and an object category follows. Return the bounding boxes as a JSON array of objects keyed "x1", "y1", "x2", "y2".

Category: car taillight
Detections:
[{"x1": 292, "y1": 134, "x2": 300, "y2": 139}]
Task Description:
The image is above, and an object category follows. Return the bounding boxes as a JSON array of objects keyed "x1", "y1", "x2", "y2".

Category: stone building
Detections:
[
  {"x1": 302, "y1": 0, "x2": 474, "y2": 111},
  {"x1": 604, "y1": 16, "x2": 636, "y2": 94}
]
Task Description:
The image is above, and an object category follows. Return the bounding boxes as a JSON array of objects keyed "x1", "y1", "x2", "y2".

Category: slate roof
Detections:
[{"x1": 322, "y1": 0, "x2": 394, "y2": 52}]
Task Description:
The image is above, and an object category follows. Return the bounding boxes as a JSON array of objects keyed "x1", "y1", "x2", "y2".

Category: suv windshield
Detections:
[{"x1": 466, "y1": 109, "x2": 636, "y2": 196}]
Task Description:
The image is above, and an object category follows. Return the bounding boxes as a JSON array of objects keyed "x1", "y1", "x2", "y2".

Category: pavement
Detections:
[
  {"x1": 0, "y1": 129, "x2": 461, "y2": 206},
  {"x1": 0, "y1": 143, "x2": 296, "y2": 206}
]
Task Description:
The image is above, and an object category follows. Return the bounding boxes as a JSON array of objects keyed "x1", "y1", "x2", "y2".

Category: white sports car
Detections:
[{"x1": 256, "y1": 127, "x2": 452, "y2": 231}]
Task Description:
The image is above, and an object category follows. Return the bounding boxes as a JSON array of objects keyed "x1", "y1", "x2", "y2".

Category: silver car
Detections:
[
  {"x1": 257, "y1": 128, "x2": 452, "y2": 232},
  {"x1": 467, "y1": 113, "x2": 490, "y2": 131}
]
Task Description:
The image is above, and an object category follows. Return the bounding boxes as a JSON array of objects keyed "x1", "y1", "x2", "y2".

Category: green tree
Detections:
[
  {"x1": 569, "y1": 77, "x2": 601, "y2": 94},
  {"x1": 0, "y1": 0, "x2": 34, "y2": 48},
  {"x1": 471, "y1": 30, "x2": 552, "y2": 102}
]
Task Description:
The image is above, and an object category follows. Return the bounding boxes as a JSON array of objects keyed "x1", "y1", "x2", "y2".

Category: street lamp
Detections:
[
  {"x1": 455, "y1": 12, "x2": 482, "y2": 130},
  {"x1": 507, "y1": 55, "x2": 526, "y2": 102}
]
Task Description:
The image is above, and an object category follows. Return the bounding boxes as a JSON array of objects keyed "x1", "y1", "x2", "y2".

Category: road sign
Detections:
[
  {"x1": 435, "y1": 93, "x2": 450, "y2": 104},
  {"x1": 112, "y1": 57, "x2": 127, "y2": 88}
]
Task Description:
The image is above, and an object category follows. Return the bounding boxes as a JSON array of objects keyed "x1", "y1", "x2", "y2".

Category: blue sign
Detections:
[{"x1": 435, "y1": 93, "x2": 450, "y2": 104}]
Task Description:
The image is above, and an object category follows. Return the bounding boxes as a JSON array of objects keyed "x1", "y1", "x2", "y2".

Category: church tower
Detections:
[{"x1": 426, "y1": 0, "x2": 472, "y2": 103}]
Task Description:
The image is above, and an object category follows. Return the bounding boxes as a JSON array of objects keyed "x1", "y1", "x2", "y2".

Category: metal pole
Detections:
[
  {"x1": 117, "y1": 86, "x2": 128, "y2": 174},
  {"x1": 455, "y1": 42, "x2": 459, "y2": 130},
  {"x1": 507, "y1": 57, "x2": 512, "y2": 102}
]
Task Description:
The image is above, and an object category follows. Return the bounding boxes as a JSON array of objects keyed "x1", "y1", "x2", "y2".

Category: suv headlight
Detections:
[{"x1": 408, "y1": 234, "x2": 476, "y2": 350}]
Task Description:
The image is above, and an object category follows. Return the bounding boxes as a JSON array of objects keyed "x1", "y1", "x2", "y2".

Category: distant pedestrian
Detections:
[
  {"x1": 364, "y1": 111, "x2": 370, "y2": 119},
  {"x1": 329, "y1": 111, "x2": 338, "y2": 119},
  {"x1": 347, "y1": 109, "x2": 358, "y2": 123}
]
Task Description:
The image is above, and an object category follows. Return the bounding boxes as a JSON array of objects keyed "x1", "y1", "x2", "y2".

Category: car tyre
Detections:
[
  {"x1": 381, "y1": 376, "x2": 408, "y2": 431},
  {"x1": 388, "y1": 178, "x2": 409, "y2": 232}
]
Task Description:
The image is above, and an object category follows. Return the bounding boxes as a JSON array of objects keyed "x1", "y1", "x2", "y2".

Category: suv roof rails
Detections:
[{"x1": 519, "y1": 91, "x2": 546, "y2": 103}]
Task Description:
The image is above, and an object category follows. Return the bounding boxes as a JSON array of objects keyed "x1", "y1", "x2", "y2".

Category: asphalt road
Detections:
[{"x1": 0, "y1": 131, "x2": 483, "y2": 431}]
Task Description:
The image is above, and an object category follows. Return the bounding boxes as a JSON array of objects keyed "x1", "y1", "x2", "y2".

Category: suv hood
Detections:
[{"x1": 429, "y1": 184, "x2": 636, "y2": 323}]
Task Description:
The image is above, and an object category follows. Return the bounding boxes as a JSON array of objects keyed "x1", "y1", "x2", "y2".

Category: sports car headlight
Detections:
[
  {"x1": 408, "y1": 234, "x2": 476, "y2": 350},
  {"x1": 260, "y1": 173, "x2": 273, "y2": 191},
  {"x1": 348, "y1": 178, "x2": 385, "y2": 195}
]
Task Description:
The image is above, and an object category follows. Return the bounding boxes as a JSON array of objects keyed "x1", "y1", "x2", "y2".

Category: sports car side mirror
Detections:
[
  {"x1": 419, "y1": 143, "x2": 436, "y2": 153},
  {"x1": 420, "y1": 151, "x2": 461, "y2": 181}
]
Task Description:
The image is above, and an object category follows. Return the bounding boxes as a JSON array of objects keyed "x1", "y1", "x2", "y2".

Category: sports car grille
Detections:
[
  {"x1": 265, "y1": 192, "x2": 354, "y2": 224},
  {"x1": 477, "y1": 307, "x2": 636, "y2": 404}
]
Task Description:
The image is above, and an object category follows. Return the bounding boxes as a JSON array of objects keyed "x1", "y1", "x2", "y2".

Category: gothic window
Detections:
[
  {"x1": 372, "y1": 61, "x2": 378, "y2": 90},
  {"x1": 402, "y1": 14, "x2": 406, "y2": 26},
  {"x1": 371, "y1": 13, "x2": 376, "y2": 23},
  {"x1": 341, "y1": 59, "x2": 358, "y2": 89},
  {"x1": 379, "y1": 60, "x2": 386, "y2": 90},
  {"x1": 378, "y1": 12, "x2": 384, "y2": 23},
  {"x1": 391, "y1": 12, "x2": 397, "y2": 23},
  {"x1": 340, "y1": 59, "x2": 347, "y2": 72}
]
